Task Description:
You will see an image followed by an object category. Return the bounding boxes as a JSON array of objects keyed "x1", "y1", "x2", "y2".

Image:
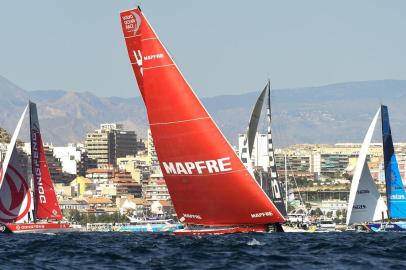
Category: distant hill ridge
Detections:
[{"x1": 0, "y1": 75, "x2": 406, "y2": 146}]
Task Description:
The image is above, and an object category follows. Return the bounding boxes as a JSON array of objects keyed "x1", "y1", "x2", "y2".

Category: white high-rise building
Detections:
[
  {"x1": 147, "y1": 129, "x2": 161, "y2": 174},
  {"x1": 238, "y1": 133, "x2": 269, "y2": 172},
  {"x1": 53, "y1": 144, "x2": 84, "y2": 175}
]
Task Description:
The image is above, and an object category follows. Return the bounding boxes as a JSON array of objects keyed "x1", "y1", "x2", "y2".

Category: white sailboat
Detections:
[
  {"x1": 0, "y1": 102, "x2": 77, "y2": 233},
  {"x1": 346, "y1": 108, "x2": 388, "y2": 228}
]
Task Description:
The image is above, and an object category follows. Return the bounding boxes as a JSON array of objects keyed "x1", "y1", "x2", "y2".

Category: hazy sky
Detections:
[{"x1": 1, "y1": 1, "x2": 405, "y2": 97}]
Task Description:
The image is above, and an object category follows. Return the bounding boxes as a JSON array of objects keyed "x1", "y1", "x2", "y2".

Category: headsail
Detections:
[
  {"x1": 246, "y1": 85, "x2": 267, "y2": 158},
  {"x1": 346, "y1": 108, "x2": 387, "y2": 225},
  {"x1": 29, "y1": 101, "x2": 62, "y2": 221},
  {"x1": 381, "y1": 105, "x2": 406, "y2": 219},
  {"x1": 120, "y1": 7, "x2": 285, "y2": 226},
  {"x1": 0, "y1": 106, "x2": 31, "y2": 223}
]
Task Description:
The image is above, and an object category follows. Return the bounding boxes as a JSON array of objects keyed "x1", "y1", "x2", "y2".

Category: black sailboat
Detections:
[{"x1": 243, "y1": 81, "x2": 287, "y2": 217}]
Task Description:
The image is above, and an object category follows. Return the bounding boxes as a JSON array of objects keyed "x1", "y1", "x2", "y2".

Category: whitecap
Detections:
[{"x1": 247, "y1": 238, "x2": 264, "y2": 246}]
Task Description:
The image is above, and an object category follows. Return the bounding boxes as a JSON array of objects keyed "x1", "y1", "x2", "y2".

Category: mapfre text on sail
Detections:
[{"x1": 162, "y1": 157, "x2": 232, "y2": 175}]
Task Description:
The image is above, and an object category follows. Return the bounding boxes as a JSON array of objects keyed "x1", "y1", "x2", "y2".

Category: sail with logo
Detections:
[
  {"x1": 346, "y1": 108, "x2": 387, "y2": 226},
  {"x1": 347, "y1": 105, "x2": 406, "y2": 231},
  {"x1": 241, "y1": 81, "x2": 286, "y2": 216},
  {"x1": 29, "y1": 101, "x2": 63, "y2": 221},
  {"x1": 0, "y1": 106, "x2": 31, "y2": 225},
  {"x1": 366, "y1": 105, "x2": 406, "y2": 231},
  {"x1": 120, "y1": 6, "x2": 285, "y2": 234},
  {"x1": 381, "y1": 105, "x2": 406, "y2": 219},
  {"x1": 0, "y1": 102, "x2": 74, "y2": 233}
]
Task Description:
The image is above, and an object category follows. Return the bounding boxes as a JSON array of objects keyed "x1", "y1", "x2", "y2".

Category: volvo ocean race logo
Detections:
[
  {"x1": 130, "y1": 11, "x2": 141, "y2": 34},
  {"x1": 0, "y1": 165, "x2": 31, "y2": 222},
  {"x1": 122, "y1": 12, "x2": 142, "y2": 35}
]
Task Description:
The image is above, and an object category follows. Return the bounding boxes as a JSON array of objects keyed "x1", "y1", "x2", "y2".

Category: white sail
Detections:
[
  {"x1": 0, "y1": 106, "x2": 28, "y2": 182},
  {"x1": 346, "y1": 108, "x2": 387, "y2": 225},
  {"x1": 0, "y1": 105, "x2": 31, "y2": 223}
]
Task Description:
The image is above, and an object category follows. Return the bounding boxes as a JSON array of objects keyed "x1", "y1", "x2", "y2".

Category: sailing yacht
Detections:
[
  {"x1": 367, "y1": 105, "x2": 406, "y2": 231},
  {"x1": 120, "y1": 7, "x2": 285, "y2": 235},
  {"x1": 241, "y1": 83, "x2": 313, "y2": 232},
  {"x1": 346, "y1": 105, "x2": 406, "y2": 232},
  {"x1": 0, "y1": 102, "x2": 76, "y2": 233},
  {"x1": 241, "y1": 81, "x2": 287, "y2": 218}
]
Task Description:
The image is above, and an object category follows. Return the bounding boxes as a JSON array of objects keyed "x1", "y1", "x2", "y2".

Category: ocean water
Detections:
[{"x1": 0, "y1": 232, "x2": 405, "y2": 270}]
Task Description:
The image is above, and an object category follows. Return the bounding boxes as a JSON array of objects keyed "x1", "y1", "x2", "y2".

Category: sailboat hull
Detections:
[
  {"x1": 174, "y1": 224, "x2": 272, "y2": 235},
  {"x1": 366, "y1": 221, "x2": 406, "y2": 232},
  {"x1": 0, "y1": 222, "x2": 80, "y2": 234}
]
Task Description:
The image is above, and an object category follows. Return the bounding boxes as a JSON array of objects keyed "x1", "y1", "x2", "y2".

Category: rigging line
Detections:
[
  {"x1": 269, "y1": 89, "x2": 305, "y2": 205},
  {"x1": 286, "y1": 157, "x2": 305, "y2": 205}
]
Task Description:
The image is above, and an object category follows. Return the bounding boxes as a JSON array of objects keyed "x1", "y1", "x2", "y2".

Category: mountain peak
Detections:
[{"x1": 1, "y1": 75, "x2": 406, "y2": 146}]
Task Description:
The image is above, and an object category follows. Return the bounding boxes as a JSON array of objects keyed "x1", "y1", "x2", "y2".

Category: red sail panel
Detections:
[
  {"x1": 120, "y1": 9, "x2": 144, "y2": 95},
  {"x1": 29, "y1": 102, "x2": 62, "y2": 220},
  {"x1": 120, "y1": 8, "x2": 285, "y2": 226}
]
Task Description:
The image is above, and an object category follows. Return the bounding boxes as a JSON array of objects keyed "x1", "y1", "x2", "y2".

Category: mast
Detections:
[
  {"x1": 284, "y1": 154, "x2": 288, "y2": 212},
  {"x1": 28, "y1": 103, "x2": 37, "y2": 223},
  {"x1": 265, "y1": 81, "x2": 287, "y2": 216}
]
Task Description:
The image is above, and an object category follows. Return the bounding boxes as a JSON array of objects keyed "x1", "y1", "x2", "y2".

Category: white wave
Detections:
[{"x1": 247, "y1": 238, "x2": 264, "y2": 246}]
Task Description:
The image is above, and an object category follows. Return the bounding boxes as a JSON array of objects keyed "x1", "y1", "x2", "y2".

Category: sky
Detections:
[{"x1": 1, "y1": 1, "x2": 406, "y2": 98}]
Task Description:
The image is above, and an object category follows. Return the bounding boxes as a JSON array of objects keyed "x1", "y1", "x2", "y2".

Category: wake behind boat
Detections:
[
  {"x1": 0, "y1": 102, "x2": 76, "y2": 233},
  {"x1": 119, "y1": 7, "x2": 285, "y2": 235},
  {"x1": 117, "y1": 218, "x2": 183, "y2": 233}
]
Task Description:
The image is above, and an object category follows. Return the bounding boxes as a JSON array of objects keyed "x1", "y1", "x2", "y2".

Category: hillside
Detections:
[{"x1": 1, "y1": 75, "x2": 405, "y2": 146}]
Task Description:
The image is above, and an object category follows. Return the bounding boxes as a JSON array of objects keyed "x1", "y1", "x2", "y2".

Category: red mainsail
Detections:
[
  {"x1": 120, "y1": 7, "x2": 285, "y2": 226},
  {"x1": 29, "y1": 101, "x2": 62, "y2": 221}
]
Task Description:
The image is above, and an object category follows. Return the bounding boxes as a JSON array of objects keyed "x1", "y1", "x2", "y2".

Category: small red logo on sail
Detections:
[
  {"x1": 0, "y1": 165, "x2": 31, "y2": 222},
  {"x1": 122, "y1": 11, "x2": 142, "y2": 36}
]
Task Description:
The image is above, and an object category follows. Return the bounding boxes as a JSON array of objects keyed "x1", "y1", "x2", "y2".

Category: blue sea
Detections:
[{"x1": 0, "y1": 232, "x2": 405, "y2": 269}]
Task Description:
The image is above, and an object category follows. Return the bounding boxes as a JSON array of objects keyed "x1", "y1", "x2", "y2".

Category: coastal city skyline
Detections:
[{"x1": 0, "y1": 3, "x2": 406, "y2": 268}]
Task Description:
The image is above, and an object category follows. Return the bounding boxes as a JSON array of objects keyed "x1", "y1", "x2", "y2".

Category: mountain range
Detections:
[{"x1": 1, "y1": 75, "x2": 406, "y2": 147}]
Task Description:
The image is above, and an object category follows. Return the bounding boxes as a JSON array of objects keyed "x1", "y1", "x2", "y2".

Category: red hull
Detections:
[
  {"x1": 174, "y1": 224, "x2": 269, "y2": 235},
  {"x1": 0, "y1": 222, "x2": 77, "y2": 233}
]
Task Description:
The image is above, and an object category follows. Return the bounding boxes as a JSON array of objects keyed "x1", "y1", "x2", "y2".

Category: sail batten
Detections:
[{"x1": 120, "y1": 8, "x2": 284, "y2": 226}]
